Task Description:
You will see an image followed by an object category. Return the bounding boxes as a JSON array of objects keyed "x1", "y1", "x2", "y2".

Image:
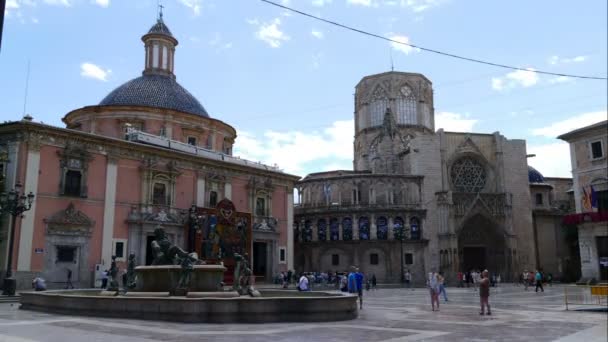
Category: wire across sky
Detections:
[{"x1": 260, "y1": 0, "x2": 608, "y2": 81}]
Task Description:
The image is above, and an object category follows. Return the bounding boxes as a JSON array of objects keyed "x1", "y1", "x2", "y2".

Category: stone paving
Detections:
[{"x1": 0, "y1": 284, "x2": 606, "y2": 342}]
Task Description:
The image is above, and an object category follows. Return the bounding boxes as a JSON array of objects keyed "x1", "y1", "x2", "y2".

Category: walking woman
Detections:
[{"x1": 428, "y1": 272, "x2": 440, "y2": 311}]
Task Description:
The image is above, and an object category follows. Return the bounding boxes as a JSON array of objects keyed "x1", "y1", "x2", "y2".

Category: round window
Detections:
[{"x1": 450, "y1": 157, "x2": 486, "y2": 192}]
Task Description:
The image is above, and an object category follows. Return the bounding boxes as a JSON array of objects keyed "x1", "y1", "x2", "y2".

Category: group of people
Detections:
[
  {"x1": 520, "y1": 269, "x2": 550, "y2": 292},
  {"x1": 429, "y1": 269, "x2": 492, "y2": 315},
  {"x1": 456, "y1": 270, "x2": 501, "y2": 289},
  {"x1": 296, "y1": 267, "x2": 367, "y2": 309}
]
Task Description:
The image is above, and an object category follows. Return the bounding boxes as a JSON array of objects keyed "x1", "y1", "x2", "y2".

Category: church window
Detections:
[
  {"x1": 597, "y1": 190, "x2": 608, "y2": 212},
  {"x1": 332, "y1": 254, "x2": 340, "y2": 266},
  {"x1": 396, "y1": 85, "x2": 417, "y2": 125},
  {"x1": 450, "y1": 157, "x2": 487, "y2": 193},
  {"x1": 152, "y1": 44, "x2": 159, "y2": 68},
  {"x1": 303, "y1": 220, "x2": 313, "y2": 242},
  {"x1": 370, "y1": 253, "x2": 379, "y2": 265},
  {"x1": 404, "y1": 253, "x2": 413, "y2": 265},
  {"x1": 393, "y1": 217, "x2": 404, "y2": 240},
  {"x1": 256, "y1": 197, "x2": 266, "y2": 216},
  {"x1": 590, "y1": 140, "x2": 604, "y2": 159},
  {"x1": 359, "y1": 216, "x2": 370, "y2": 240},
  {"x1": 342, "y1": 217, "x2": 353, "y2": 241},
  {"x1": 369, "y1": 85, "x2": 389, "y2": 127},
  {"x1": 376, "y1": 216, "x2": 388, "y2": 240},
  {"x1": 209, "y1": 191, "x2": 218, "y2": 207},
  {"x1": 162, "y1": 45, "x2": 168, "y2": 69},
  {"x1": 56, "y1": 246, "x2": 76, "y2": 263},
  {"x1": 59, "y1": 145, "x2": 91, "y2": 198},
  {"x1": 410, "y1": 217, "x2": 421, "y2": 240},
  {"x1": 329, "y1": 218, "x2": 340, "y2": 241},
  {"x1": 317, "y1": 219, "x2": 327, "y2": 241},
  {"x1": 152, "y1": 182, "x2": 167, "y2": 205},
  {"x1": 535, "y1": 193, "x2": 543, "y2": 205},
  {"x1": 187, "y1": 136, "x2": 197, "y2": 146},
  {"x1": 206, "y1": 134, "x2": 214, "y2": 149},
  {"x1": 112, "y1": 239, "x2": 127, "y2": 260},
  {"x1": 64, "y1": 170, "x2": 82, "y2": 196}
]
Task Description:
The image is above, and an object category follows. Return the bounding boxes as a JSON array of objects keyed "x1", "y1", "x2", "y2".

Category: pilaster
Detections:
[{"x1": 16, "y1": 146, "x2": 40, "y2": 271}]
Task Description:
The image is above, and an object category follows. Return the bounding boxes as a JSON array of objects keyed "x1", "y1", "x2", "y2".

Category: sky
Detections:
[{"x1": 2, "y1": 0, "x2": 607, "y2": 178}]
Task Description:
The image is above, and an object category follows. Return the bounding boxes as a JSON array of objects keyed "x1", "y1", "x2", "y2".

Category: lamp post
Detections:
[{"x1": 1, "y1": 182, "x2": 35, "y2": 296}]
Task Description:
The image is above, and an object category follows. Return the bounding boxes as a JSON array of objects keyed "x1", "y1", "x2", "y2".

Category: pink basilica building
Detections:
[{"x1": 0, "y1": 17, "x2": 299, "y2": 289}]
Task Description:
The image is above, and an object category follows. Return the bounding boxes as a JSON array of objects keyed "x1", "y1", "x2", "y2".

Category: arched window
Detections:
[
  {"x1": 395, "y1": 85, "x2": 417, "y2": 125},
  {"x1": 329, "y1": 218, "x2": 339, "y2": 241},
  {"x1": 393, "y1": 217, "x2": 404, "y2": 240},
  {"x1": 317, "y1": 219, "x2": 327, "y2": 241},
  {"x1": 303, "y1": 220, "x2": 313, "y2": 242},
  {"x1": 369, "y1": 85, "x2": 389, "y2": 127},
  {"x1": 342, "y1": 217, "x2": 353, "y2": 241},
  {"x1": 410, "y1": 217, "x2": 421, "y2": 240},
  {"x1": 359, "y1": 217, "x2": 370, "y2": 240},
  {"x1": 376, "y1": 216, "x2": 388, "y2": 240}
]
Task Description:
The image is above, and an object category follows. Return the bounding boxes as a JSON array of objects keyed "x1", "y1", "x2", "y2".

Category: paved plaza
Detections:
[{"x1": 0, "y1": 285, "x2": 606, "y2": 342}]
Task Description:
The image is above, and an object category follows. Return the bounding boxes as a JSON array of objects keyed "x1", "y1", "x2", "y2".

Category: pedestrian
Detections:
[
  {"x1": 101, "y1": 269, "x2": 109, "y2": 289},
  {"x1": 287, "y1": 270, "x2": 293, "y2": 285},
  {"x1": 547, "y1": 273, "x2": 553, "y2": 287},
  {"x1": 479, "y1": 269, "x2": 491, "y2": 315},
  {"x1": 32, "y1": 276, "x2": 46, "y2": 291},
  {"x1": 428, "y1": 272, "x2": 440, "y2": 311},
  {"x1": 65, "y1": 268, "x2": 74, "y2": 289},
  {"x1": 496, "y1": 274, "x2": 501, "y2": 288},
  {"x1": 522, "y1": 270, "x2": 529, "y2": 290},
  {"x1": 298, "y1": 273, "x2": 310, "y2": 291},
  {"x1": 527, "y1": 271, "x2": 535, "y2": 290},
  {"x1": 405, "y1": 269, "x2": 412, "y2": 289},
  {"x1": 348, "y1": 266, "x2": 364, "y2": 309},
  {"x1": 457, "y1": 271, "x2": 464, "y2": 288},
  {"x1": 534, "y1": 269, "x2": 544, "y2": 293},
  {"x1": 371, "y1": 274, "x2": 377, "y2": 290},
  {"x1": 437, "y1": 272, "x2": 448, "y2": 302},
  {"x1": 340, "y1": 273, "x2": 348, "y2": 292}
]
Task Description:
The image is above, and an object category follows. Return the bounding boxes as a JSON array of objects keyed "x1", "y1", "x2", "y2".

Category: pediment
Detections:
[
  {"x1": 44, "y1": 203, "x2": 94, "y2": 236},
  {"x1": 455, "y1": 135, "x2": 485, "y2": 156}
]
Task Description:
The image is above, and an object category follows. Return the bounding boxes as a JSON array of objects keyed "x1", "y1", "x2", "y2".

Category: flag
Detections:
[
  {"x1": 582, "y1": 186, "x2": 591, "y2": 212},
  {"x1": 590, "y1": 185, "x2": 598, "y2": 212}
]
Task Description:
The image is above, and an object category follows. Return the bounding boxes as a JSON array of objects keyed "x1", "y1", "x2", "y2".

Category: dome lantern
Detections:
[{"x1": 141, "y1": 8, "x2": 178, "y2": 79}]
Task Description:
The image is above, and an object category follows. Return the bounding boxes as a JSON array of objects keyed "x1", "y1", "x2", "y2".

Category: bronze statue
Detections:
[
  {"x1": 233, "y1": 253, "x2": 257, "y2": 296},
  {"x1": 108, "y1": 255, "x2": 119, "y2": 291},
  {"x1": 126, "y1": 253, "x2": 137, "y2": 289},
  {"x1": 150, "y1": 226, "x2": 194, "y2": 265},
  {"x1": 177, "y1": 252, "x2": 198, "y2": 291}
]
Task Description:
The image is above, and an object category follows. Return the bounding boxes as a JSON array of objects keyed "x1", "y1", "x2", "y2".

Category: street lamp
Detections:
[{"x1": 1, "y1": 181, "x2": 35, "y2": 296}]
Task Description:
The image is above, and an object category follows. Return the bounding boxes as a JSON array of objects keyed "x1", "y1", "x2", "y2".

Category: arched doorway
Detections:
[{"x1": 458, "y1": 214, "x2": 506, "y2": 273}]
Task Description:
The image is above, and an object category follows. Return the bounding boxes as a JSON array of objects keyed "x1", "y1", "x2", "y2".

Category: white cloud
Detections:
[
  {"x1": 531, "y1": 110, "x2": 608, "y2": 138},
  {"x1": 80, "y1": 62, "x2": 111, "y2": 81},
  {"x1": 347, "y1": 0, "x2": 378, "y2": 7},
  {"x1": 252, "y1": 18, "x2": 290, "y2": 48},
  {"x1": 311, "y1": 29, "x2": 324, "y2": 39},
  {"x1": 93, "y1": 0, "x2": 109, "y2": 7},
  {"x1": 491, "y1": 68, "x2": 539, "y2": 91},
  {"x1": 6, "y1": 0, "x2": 20, "y2": 16},
  {"x1": 435, "y1": 111, "x2": 478, "y2": 132},
  {"x1": 233, "y1": 120, "x2": 354, "y2": 175},
  {"x1": 178, "y1": 0, "x2": 202, "y2": 16},
  {"x1": 312, "y1": 0, "x2": 333, "y2": 6},
  {"x1": 548, "y1": 55, "x2": 587, "y2": 65},
  {"x1": 400, "y1": 0, "x2": 443, "y2": 12},
  {"x1": 547, "y1": 76, "x2": 573, "y2": 84},
  {"x1": 43, "y1": 0, "x2": 71, "y2": 6},
  {"x1": 527, "y1": 142, "x2": 572, "y2": 177},
  {"x1": 389, "y1": 35, "x2": 418, "y2": 55}
]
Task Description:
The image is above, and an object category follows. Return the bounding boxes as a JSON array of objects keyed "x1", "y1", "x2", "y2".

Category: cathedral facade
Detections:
[{"x1": 294, "y1": 72, "x2": 538, "y2": 284}]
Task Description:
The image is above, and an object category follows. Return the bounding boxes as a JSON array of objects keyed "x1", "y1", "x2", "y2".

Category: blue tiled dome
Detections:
[
  {"x1": 99, "y1": 75, "x2": 209, "y2": 117},
  {"x1": 147, "y1": 19, "x2": 173, "y2": 37},
  {"x1": 528, "y1": 166, "x2": 545, "y2": 183}
]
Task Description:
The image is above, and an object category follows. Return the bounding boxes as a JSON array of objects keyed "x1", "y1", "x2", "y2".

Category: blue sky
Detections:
[{"x1": 2, "y1": 0, "x2": 607, "y2": 178}]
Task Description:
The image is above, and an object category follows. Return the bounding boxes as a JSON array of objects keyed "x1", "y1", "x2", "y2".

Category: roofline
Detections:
[
  {"x1": 0, "y1": 120, "x2": 300, "y2": 182},
  {"x1": 355, "y1": 71, "x2": 433, "y2": 88},
  {"x1": 557, "y1": 120, "x2": 608, "y2": 141},
  {"x1": 62, "y1": 105, "x2": 237, "y2": 137}
]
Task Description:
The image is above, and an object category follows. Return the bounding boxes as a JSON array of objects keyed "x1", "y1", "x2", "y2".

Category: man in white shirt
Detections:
[{"x1": 298, "y1": 274, "x2": 310, "y2": 291}]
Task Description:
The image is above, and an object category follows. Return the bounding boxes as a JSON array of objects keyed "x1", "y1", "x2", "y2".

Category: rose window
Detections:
[{"x1": 450, "y1": 157, "x2": 486, "y2": 192}]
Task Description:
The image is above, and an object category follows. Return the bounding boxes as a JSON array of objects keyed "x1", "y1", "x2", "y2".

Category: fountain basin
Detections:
[
  {"x1": 19, "y1": 289, "x2": 358, "y2": 323},
  {"x1": 134, "y1": 264, "x2": 226, "y2": 292}
]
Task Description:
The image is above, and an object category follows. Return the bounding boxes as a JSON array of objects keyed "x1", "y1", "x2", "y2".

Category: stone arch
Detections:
[{"x1": 457, "y1": 213, "x2": 507, "y2": 274}]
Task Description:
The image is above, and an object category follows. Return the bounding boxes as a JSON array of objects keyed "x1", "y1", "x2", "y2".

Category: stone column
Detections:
[
  {"x1": 338, "y1": 220, "x2": 343, "y2": 240},
  {"x1": 370, "y1": 214, "x2": 377, "y2": 240},
  {"x1": 352, "y1": 215, "x2": 359, "y2": 240},
  {"x1": 196, "y1": 175, "x2": 206, "y2": 207},
  {"x1": 388, "y1": 216, "x2": 394, "y2": 240},
  {"x1": 312, "y1": 219, "x2": 318, "y2": 242},
  {"x1": 17, "y1": 144, "x2": 40, "y2": 272},
  {"x1": 224, "y1": 182, "x2": 232, "y2": 200},
  {"x1": 287, "y1": 192, "x2": 294, "y2": 270},
  {"x1": 101, "y1": 157, "x2": 118, "y2": 267}
]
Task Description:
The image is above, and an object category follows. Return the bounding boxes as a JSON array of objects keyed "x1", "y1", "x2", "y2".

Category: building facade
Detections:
[
  {"x1": 294, "y1": 72, "x2": 539, "y2": 284},
  {"x1": 0, "y1": 17, "x2": 299, "y2": 289},
  {"x1": 559, "y1": 120, "x2": 608, "y2": 282}
]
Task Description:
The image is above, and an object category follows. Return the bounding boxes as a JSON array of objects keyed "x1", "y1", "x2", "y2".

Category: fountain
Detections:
[{"x1": 19, "y1": 227, "x2": 358, "y2": 323}]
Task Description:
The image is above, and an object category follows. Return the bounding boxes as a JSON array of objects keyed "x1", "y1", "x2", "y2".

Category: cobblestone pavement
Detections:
[{"x1": 0, "y1": 285, "x2": 606, "y2": 342}]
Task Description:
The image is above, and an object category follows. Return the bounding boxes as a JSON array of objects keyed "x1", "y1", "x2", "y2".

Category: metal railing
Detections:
[{"x1": 564, "y1": 284, "x2": 608, "y2": 310}]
